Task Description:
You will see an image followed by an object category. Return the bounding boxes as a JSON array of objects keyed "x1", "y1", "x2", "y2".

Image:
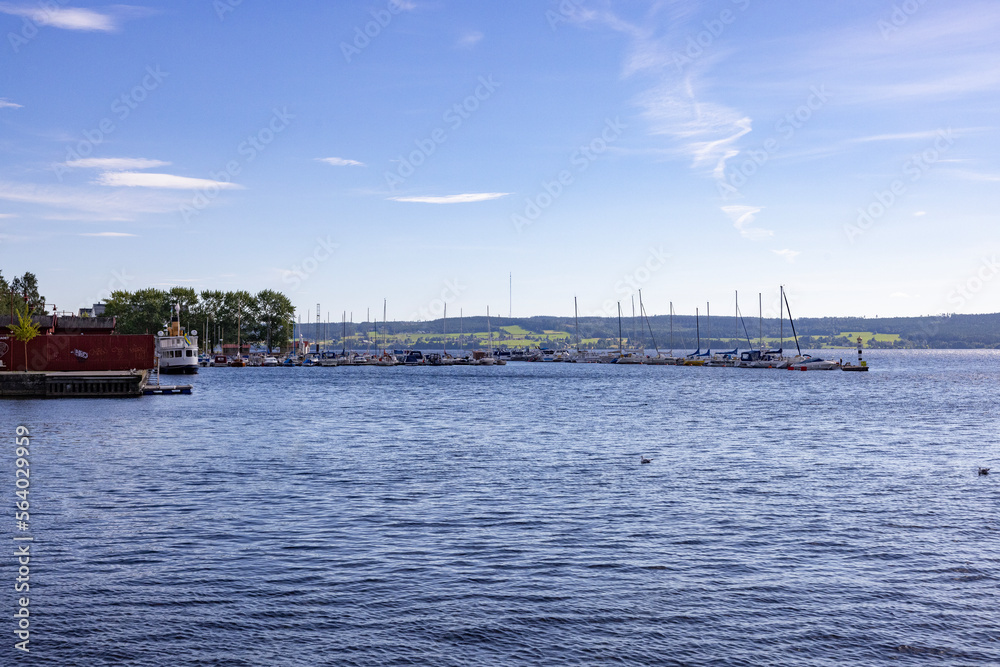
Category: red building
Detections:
[{"x1": 0, "y1": 315, "x2": 154, "y2": 372}]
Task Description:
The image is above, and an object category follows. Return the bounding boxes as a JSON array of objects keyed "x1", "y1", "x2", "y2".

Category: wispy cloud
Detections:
[
  {"x1": 316, "y1": 157, "x2": 365, "y2": 167},
  {"x1": 0, "y1": 179, "x2": 193, "y2": 220},
  {"x1": 79, "y1": 232, "x2": 136, "y2": 237},
  {"x1": 0, "y1": 98, "x2": 22, "y2": 109},
  {"x1": 96, "y1": 172, "x2": 244, "y2": 190},
  {"x1": 457, "y1": 30, "x2": 483, "y2": 48},
  {"x1": 578, "y1": 7, "x2": 752, "y2": 180},
  {"x1": 0, "y1": 3, "x2": 154, "y2": 31},
  {"x1": 65, "y1": 157, "x2": 170, "y2": 170},
  {"x1": 0, "y1": 3, "x2": 114, "y2": 31},
  {"x1": 389, "y1": 192, "x2": 511, "y2": 204},
  {"x1": 722, "y1": 205, "x2": 772, "y2": 240},
  {"x1": 772, "y1": 249, "x2": 800, "y2": 262},
  {"x1": 848, "y1": 130, "x2": 962, "y2": 144}
]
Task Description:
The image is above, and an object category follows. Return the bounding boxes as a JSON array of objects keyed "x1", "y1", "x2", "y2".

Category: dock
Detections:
[
  {"x1": 0, "y1": 370, "x2": 150, "y2": 398},
  {"x1": 143, "y1": 383, "x2": 193, "y2": 395}
]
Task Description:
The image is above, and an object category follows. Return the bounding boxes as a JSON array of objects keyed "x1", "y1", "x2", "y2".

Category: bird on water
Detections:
[
  {"x1": 979, "y1": 467, "x2": 990, "y2": 476},
  {"x1": 640, "y1": 456, "x2": 652, "y2": 464}
]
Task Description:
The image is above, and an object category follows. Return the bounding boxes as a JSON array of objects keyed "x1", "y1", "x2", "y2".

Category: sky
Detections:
[{"x1": 1, "y1": 0, "x2": 999, "y2": 322}]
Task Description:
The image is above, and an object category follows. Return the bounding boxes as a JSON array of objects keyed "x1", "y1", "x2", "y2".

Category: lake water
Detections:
[{"x1": 4, "y1": 350, "x2": 999, "y2": 665}]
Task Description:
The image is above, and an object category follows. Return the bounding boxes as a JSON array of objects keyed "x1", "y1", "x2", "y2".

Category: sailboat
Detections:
[
  {"x1": 617, "y1": 296, "x2": 646, "y2": 364},
  {"x1": 474, "y1": 307, "x2": 497, "y2": 365},
  {"x1": 228, "y1": 305, "x2": 247, "y2": 366},
  {"x1": 781, "y1": 287, "x2": 841, "y2": 370},
  {"x1": 681, "y1": 307, "x2": 706, "y2": 366}
]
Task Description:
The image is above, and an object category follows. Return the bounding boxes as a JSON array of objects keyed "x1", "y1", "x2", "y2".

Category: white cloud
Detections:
[
  {"x1": 0, "y1": 99, "x2": 22, "y2": 109},
  {"x1": 316, "y1": 157, "x2": 365, "y2": 167},
  {"x1": 914, "y1": 211, "x2": 927, "y2": 216},
  {"x1": 457, "y1": 30, "x2": 483, "y2": 48},
  {"x1": 0, "y1": 178, "x2": 196, "y2": 220},
  {"x1": 722, "y1": 205, "x2": 773, "y2": 240},
  {"x1": 96, "y1": 172, "x2": 244, "y2": 190},
  {"x1": 389, "y1": 192, "x2": 511, "y2": 204},
  {"x1": 577, "y1": 8, "x2": 752, "y2": 181},
  {"x1": 65, "y1": 158, "x2": 169, "y2": 170},
  {"x1": 849, "y1": 130, "x2": 957, "y2": 144},
  {"x1": 772, "y1": 249, "x2": 800, "y2": 262},
  {"x1": 79, "y1": 232, "x2": 136, "y2": 237},
  {"x1": 0, "y1": 3, "x2": 115, "y2": 31},
  {"x1": 0, "y1": 213, "x2": 16, "y2": 218}
]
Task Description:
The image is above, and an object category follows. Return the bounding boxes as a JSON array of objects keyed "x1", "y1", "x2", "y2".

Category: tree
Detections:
[
  {"x1": 256, "y1": 289, "x2": 294, "y2": 351},
  {"x1": 10, "y1": 272, "x2": 46, "y2": 315},
  {"x1": 102, "y1": 288, "x2": 171, "y2": 334},
  {"x1": 8, "y1": 301, "x2": 41, "y2": 372},
  {"x1": 168, "y1": 287, "x2": 199, "y2": 320}
]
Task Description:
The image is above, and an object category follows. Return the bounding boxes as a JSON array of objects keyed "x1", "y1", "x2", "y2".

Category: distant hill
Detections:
[{"x1": 294, "y1": 312, "x2": 1000, "y2": 350}]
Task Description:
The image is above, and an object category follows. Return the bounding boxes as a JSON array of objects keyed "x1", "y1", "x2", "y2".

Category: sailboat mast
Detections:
[
  {"x1": 574, "y1": 296, "x2": 580, "y2": 351},
  {"x1": 696, "y1": 307, "x2": 700, "y2": 353},
  {"x1": 631, "y1": 295, "x2": 637, "y2": 352},
  {"x1": 782, "y1": 288, "x2": 802, "y2": 356},
  {"x1": 735, "y1": 291, "x2": 738, "y2": 351},
  {"x1": 639, "y1": 290, "x2": 660, "y2": 357},
  {"x1": 487, "y1": 306, "x2": 494, "y2": 357},
  {"x1": 758, "y1": 293, "x2": 763, "y2": 352},
  {"x1": 706, "y1": 301, "x2": 711, "y2": 354},
  {"x1": 669, "y1": 301, "x2": 674, "y2": 355},
  {"x1": 780, "y1": 285, "x2": 784, "y2": 354},
  {"x1": 617, "y1": 302, "x2": 623, "y2": 355},
  {"x1": 443, "y1": 303, "x2": 447, "y2": 356}
]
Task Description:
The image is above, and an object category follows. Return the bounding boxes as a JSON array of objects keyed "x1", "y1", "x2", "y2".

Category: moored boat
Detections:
[{"x1": 156, "y1": 304, "x2": 199, "y2": 374}]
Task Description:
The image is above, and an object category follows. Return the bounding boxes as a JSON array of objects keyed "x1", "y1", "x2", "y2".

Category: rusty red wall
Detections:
[{"x1": 0, "y1": 334, "x2": 155, "y2": 372}]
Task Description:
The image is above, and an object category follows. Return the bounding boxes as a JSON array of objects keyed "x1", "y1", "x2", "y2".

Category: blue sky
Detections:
[{"x1": 1, "y1": 0, "x2": 999, "y2": 321}]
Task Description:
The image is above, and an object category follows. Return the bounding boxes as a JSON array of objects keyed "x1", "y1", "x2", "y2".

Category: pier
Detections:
[{"x1": 0, "y1": 370, "x2": 150, "y2": 398}]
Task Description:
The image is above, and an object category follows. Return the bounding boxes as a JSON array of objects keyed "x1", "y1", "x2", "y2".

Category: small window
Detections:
[{"x1": 186, "y1": 350, "x2": 193, "y2": 357}]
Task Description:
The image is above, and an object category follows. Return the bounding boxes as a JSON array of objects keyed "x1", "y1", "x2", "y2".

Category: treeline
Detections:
[
  {"x1": 103, "y1": 288, "x2": 295, "y2": 351},
  {"x1": 0, "y1": 271, "x2": 45, "y2": 315}
]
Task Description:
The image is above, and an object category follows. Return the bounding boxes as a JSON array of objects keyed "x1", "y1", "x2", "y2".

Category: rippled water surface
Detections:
[{"x1": 3, "y1": 350, "x2": 999, "y2": 665}]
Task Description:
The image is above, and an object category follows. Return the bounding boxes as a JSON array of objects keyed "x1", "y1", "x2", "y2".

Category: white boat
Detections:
[
  {"x1": 156, "y1": 304, "x2": 199, "y2": 374},
  {"x1": 262, "y1": 356, "x2": 279, "y2": 367},
  {"x1": 786, "y1": 355, "x2": 841, "y2": 371}
]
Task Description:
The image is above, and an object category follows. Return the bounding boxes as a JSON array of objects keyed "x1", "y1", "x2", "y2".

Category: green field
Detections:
[{"x1": 841, "y1": 331, "x2": 901, "y2": 343}]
